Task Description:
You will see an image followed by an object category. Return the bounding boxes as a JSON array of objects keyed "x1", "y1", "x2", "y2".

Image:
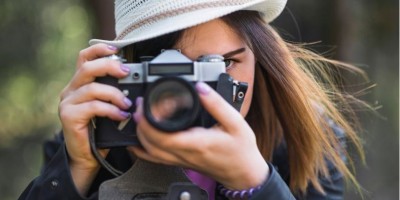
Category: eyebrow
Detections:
[{"x1": 222, "y1": 47, "x2": 246, "y2": 58}]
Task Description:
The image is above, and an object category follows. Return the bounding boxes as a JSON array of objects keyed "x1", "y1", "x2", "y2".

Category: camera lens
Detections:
[{"x1": 144, "y1": 77, "x2": 199, "y2": 132}]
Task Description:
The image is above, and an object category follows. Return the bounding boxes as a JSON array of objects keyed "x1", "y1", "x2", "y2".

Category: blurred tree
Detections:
[
  {"x1": 87, "y1": 0, "x2": 115, "y2": 40},
  {"x1": 0, "y1": 0, "x2": 93, "y2": 198},
  {"x1": 272, "y1": 1, "x2": 399, "y2": 199}
]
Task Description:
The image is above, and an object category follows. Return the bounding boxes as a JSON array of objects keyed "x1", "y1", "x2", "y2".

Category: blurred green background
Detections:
[{"x1": 0, "y1": 0, "x2": 398, "y2": 199}]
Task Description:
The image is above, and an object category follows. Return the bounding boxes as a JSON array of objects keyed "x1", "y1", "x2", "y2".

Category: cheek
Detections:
[{"x1": 227, "y1": 65, "x2": 255, "y2": 117}]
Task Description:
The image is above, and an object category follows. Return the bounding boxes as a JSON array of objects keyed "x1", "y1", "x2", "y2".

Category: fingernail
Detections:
[
  {"x1": 121, "y1": 64, "x2": 130, "y2": 73},
  {"x1": 120, "y1": 111, "x2": 131, "y2": 118},
  {"x1": 136, "y1": 97, "x2": 143, "y2": 107},
  {"x1": 133, "y1": 112, "x2": 141, "y2": 123},
  {"x1": 196, "y1": 82, "x2": 211, "y2": 95},
  {"x1": 123, "y1": 97, "x2": 132, "y2": 107},
  {"x1": 108, "y1": 45, "x2": 118, "y2": 51}
]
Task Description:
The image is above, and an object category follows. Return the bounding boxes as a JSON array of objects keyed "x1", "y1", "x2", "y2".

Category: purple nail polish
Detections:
[
  {"x1": 108, "y1": 45, "x2": 118, "y2": 51},
  {"x1": 120, "y1": 111, "x2": 131, "y2": 118},
  {"x1": 121, "y1": 64, "x2": 130, "y2": 73},
  {"x1": 196, "y1": 82, "x2": 211, "y2": 95},
  {"x1": 124, "y1": 97, "x2": 132, "y2": 107},
  {"x1": 136, "y1": 97, "x2": 143, "y2": 107}
]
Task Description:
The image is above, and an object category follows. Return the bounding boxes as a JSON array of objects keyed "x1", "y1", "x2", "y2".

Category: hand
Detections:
[
  {"x1": 128, "y1": 82, "x2": 269, "y2": 190},
  {"x1": 58, "y1": 44, "x2": 132, "y2": 195}
]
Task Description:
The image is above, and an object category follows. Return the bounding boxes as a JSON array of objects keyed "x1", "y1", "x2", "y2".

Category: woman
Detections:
[{"x1": 20, "y1": 0, "x2": 365, "y2": 199}]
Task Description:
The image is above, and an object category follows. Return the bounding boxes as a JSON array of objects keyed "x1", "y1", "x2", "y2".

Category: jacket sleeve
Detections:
[
  {"x1": 250, "y1": 163, "x2": 296, "y2": 200},
  {"x1": 250, "y1": 160, "x2": 344, "y2": 200},
  {"x1": 18, "y1": 141, "x2": 97, "y2": 200}
]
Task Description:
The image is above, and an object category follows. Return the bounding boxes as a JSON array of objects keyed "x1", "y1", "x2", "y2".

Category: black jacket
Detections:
[{"x1": 19, "y1": 121, "x2": 346, "y2": 200}]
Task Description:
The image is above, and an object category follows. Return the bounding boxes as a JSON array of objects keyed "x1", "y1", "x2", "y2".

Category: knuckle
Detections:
[
  {"x1": 77, "y1": 47, "x2": 96, "y2": 67},
  {"x1": 58, "y1": 104, "x2": 71, "y2": 121},
  {"x1": 59, "y1": 89, "x2": 68, "y2": 100},
  {"x1": 78, "y1": 49, "x2": 87, "y2": 60},
  {"x1": 78, "y1": 63, "x2": 91, "y2": 76},
  {"x1": 85, "y1": 82, "x2": 99, "y2": 94},
  {"x1": 60, "y1": 84, "x2": 72, "y2": 100}
]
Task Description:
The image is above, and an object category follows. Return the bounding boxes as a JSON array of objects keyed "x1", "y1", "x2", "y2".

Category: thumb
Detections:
[{"x1": 195, "y1": 82, "x2": 246, "y2": 133}]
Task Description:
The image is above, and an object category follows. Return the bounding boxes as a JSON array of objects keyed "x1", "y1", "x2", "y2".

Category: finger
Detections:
[
  {"x1": 133, "y1": 97, "x2": 172, "y2": 148},
  {"x1": 195, "y1": 82, "x2": 247, "y2": 133},
  {"x1": 64, "y1": 82, "x2": 132, "y2": 110},
  {"x1": 136, "y1": 115, "x2": 197, "y2": 151},
  {"x1": 69, "y1": 58, "x2": 130, "y2": 91},
  {"x1": 134, "y1": 106, "x2": 175, "y2": 152},
  {"x1": 77, "y1": 43, "x2": 118, "y2": 65},
  {"x1": 130, "y1": 130, "x2": 180, "y2": 165},
  {"x1": 59, "y1": 100, "x2": 131, "y2": 124},
  {"x1": 133, "y1": 97, "x2": 144, "y2": 123},
  {"x1": 133, "y1": 98, "x2": 187, "y2": 151},
  {"x1": 132, "y1": 110, "x2": 182, "y2": 165}
]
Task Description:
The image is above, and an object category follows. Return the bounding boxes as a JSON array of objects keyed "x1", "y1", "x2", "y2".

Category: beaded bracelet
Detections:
[{"x1": 217, "y1": 184, "x2": 262, "y2": 199}]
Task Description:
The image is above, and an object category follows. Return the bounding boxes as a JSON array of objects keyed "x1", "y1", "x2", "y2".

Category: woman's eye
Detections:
[{"x1": 224, "y1": 59, "x2": 234, "y2": 69}]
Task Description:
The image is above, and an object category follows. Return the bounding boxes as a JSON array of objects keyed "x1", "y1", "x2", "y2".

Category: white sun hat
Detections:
[{"x1": 89, "y1": 0, "x2": 287, "y2": 48}]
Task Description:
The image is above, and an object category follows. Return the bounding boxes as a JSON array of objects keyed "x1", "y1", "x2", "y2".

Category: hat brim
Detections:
[{"x1": 89, "y1": 0, "x2": 286, "y2": 48}]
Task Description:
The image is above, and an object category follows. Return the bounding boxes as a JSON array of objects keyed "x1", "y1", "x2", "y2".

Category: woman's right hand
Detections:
[{"x1": 58, "y1": 44, "x2": 132, "y2": 195}]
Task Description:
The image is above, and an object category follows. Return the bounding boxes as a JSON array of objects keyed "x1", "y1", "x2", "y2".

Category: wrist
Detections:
[
  {"x1": 223, "y1": 154, "x2": 269, "y2": 190},
  {"x1": 70, "y1": 163, "x2": 100, "y2": 196},
  {"x1": 218, "y1": 161, "x2": 269, "y2": 200},
  {"x1": 69, "y1": 157, "x2": 100, "y2": 172},
  {"x1": 68, "y1": 152, "x2": 101, "y2": 196}
]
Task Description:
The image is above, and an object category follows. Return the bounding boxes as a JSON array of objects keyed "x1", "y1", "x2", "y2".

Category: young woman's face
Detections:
[{"x1": 174, "y1": 19, "x2": 255, "y2": 116}]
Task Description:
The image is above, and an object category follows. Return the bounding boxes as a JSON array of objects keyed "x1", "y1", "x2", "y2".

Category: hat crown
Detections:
[{"x1": 90, "y1": 0, "x2": 287, "y2": 48}]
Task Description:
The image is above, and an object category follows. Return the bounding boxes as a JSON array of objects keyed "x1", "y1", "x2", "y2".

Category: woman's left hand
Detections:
[{"x1": 127, "y1": 82, "x2": 269, "y2": 190}]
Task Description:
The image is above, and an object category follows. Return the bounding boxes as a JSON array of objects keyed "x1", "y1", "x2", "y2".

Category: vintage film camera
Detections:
[{"x1": 94, "y1": 49, "x2": 248, "y2": 148}]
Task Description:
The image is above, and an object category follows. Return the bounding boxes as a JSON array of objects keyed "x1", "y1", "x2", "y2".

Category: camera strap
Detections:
[{"x1": 89, "y1": 119, "x2": 124, "y2": 176}]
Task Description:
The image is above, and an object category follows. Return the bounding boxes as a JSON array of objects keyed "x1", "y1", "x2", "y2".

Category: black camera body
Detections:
[{"x1": 94, "y1": 50, "x2": 247, "y2": 148}]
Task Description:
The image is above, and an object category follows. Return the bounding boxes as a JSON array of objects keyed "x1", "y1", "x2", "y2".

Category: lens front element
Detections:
[{"x1": 144, "y1": 77, "x2": 199, "y2": 132}]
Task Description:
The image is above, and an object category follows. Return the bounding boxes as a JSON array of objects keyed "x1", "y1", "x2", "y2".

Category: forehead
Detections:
[{"x1": 175, "y1": 19, "x2": 245, "y2": 59}]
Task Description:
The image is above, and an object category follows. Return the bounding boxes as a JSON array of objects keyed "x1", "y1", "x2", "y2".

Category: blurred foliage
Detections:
[
  {"x1": 0, "y1": 0, "x2": 91, "y2": 145},
  {"x1": 0, "y1": 0, "x2": 92, "y2": 198},
  {"x1": 0, "y1": 0, "x2": 398, "y2": 199}
]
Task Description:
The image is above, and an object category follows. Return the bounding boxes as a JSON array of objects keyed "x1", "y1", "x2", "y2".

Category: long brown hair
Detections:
[
  {"x1": 221, "y1": 11, "x2": 365, "y2": 194},
  {"x1": 122, "y1": 10, "x2": 365, "y2": 195}
]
